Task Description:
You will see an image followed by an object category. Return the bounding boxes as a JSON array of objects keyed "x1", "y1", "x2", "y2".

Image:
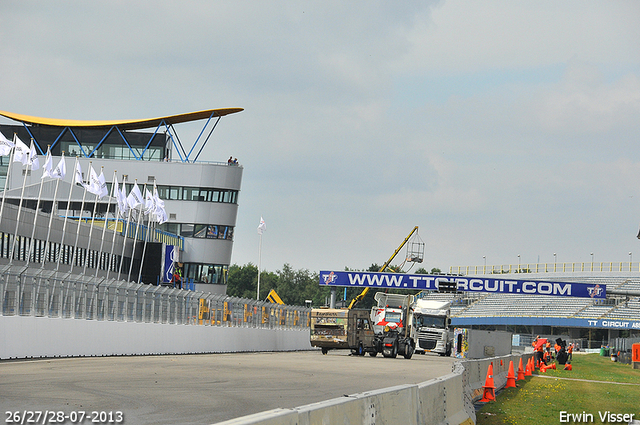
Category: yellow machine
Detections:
[{"x1": 347, "y1": 226, "x2": 424, "y2": 309}]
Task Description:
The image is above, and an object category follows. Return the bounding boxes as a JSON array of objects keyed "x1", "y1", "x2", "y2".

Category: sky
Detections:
[{"x1": 1, "y1": 1, "x2": 639, "y2": 275}]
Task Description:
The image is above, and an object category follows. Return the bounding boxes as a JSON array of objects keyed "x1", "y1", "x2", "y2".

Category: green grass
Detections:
[{"x1": 476, "y1": 354, "x2": 640, "y2": 425}]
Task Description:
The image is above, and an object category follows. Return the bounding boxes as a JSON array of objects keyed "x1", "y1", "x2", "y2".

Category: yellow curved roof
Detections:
[{"x1": 0, "y1": 108, "x2": 243, "y2": 130}]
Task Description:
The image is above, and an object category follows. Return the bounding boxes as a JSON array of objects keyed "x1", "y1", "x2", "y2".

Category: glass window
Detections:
[
  {"x1": 193, "y1": 224, "x2": 207, "y2": 238},
  {"x1": 207, "y1": 225, "x2": 218, "y2": 238},
  {"x1": 157, "y1": 185, "x2": 170, "y2": 200},
  {"x1": 182, "y1": 187, "x2": 194, "y2": 201},
  {"x1": 218, "y1": 226, "x2": 228, "y2": 239},
  {"x1": 162, "y1": 223, "x2": 179, "y2": 235},
  {"x1": 211, "y1": 190, "x2": 220, "y2": 202},
  {"x1": 180, "y1": 224, "x2": 194, "y2": 238},
  {"x1": 169, "y1": 186, "x2": 181, "y2": 200},
  {"x1": 182, "y1": 263, "x2": 228, "y2": 284},
  {"x1": 222, "y1": 190, "x2": 231, "y2": 203},
  {"x1": 226, "y1": 227, "x2": 234, "y2": 240}
]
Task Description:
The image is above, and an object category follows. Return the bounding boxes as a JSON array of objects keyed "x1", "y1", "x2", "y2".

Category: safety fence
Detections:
[
  {"x1": 0, "y1": 269, "x2": 310, "y2": 329},
  {"x1": 450, "y1": 261, "x2": 640, "y2": 275}
]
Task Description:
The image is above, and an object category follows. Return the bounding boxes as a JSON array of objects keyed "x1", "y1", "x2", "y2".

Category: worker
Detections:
[
  {"x1": 533, "y1": 336, "x2": 544, "y2": 367},
  {"x1": 567, "y1": 343, "x2": 574, "y2": 361}
]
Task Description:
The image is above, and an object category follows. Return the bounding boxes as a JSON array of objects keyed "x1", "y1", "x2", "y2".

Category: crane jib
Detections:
[{"x1": 319, "y1": 271, "x2": 606, "y2": 299}]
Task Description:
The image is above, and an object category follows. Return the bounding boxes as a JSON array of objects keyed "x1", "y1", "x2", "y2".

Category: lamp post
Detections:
[
  {"x1": 483, "y1": 256, "x2": 486, "y2": 274},
  {"x1": 591, "y1": 252, "x2": 594, "y2": 271},
  {"x1": 517, "y1": 254, "x2": 521, "y2": 273},
  {"x1": 629, "y1": 252, "x2": 632, "y2": 271},
  {"x1": 553, "y1": 253, "x2": 557, "y2": 272}
]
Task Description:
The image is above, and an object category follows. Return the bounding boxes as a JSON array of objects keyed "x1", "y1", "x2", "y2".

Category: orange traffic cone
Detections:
[
  {"x1": 540, "y1": 363, "x2": 548, "y2": 373},
  {"x1": 525, "y1": 359, "x2": 532, "y2": 376},
  {"x1": 479, "y1": 363, "x2": 496, "y2": 402},
  {"x1": 564, "y1": 363, "x2": 572, "y2": 371},
  {"x1": 548, "y1": 363, "x2": 556, "y2": 370},
  {"x1": 506, "y1": 360, "x2": 517, "y2": 388},
  {"x1": 500, "y1": 359, "x2": 503, "y2": 366},
  {"x1": 517, "y1": 358, "x2": 525, "y2": 380}
]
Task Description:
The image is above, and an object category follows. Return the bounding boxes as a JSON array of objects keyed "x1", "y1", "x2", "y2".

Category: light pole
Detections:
[
  {"x1": 553, "y1": 252, "x2": 557, "y2": 272},
  {"x1": 591, "y1": 252, "x2": 594, "y2": 271},
  {"x1": 629, "y1": 252, "x2": 632, "y2": 271},
  {"x1": 483, "y1": 256, "x2": 486, "y2": 274},
  {"x1": 517, "y1": 254, "x2": 521, "y2": 273}
]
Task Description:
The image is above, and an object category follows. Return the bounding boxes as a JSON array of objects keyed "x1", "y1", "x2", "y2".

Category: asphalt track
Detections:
[{"x1": 0, "y1": 350, "x2": 456, "y2": 425}]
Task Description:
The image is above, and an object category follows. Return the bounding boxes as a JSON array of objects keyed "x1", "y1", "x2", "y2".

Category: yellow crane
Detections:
[{"x1": 347, "y1": 226, "x2": 423, "y2": 309}]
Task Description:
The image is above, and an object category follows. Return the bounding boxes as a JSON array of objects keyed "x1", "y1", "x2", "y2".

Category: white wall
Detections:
[{"x1": 0, "y1": 315, "x2": 311, "y2": 359}]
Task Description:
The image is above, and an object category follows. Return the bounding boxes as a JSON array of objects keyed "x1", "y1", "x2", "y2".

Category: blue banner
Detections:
[
  {"x1": 452, "y1": 316, "x2": 640, "y2": 330},
  {"x1": 163, "y1": 245, "x2": 177, "y2": 283},
  {"x1": 319, "y1": 271, "x2": 606, "y2": 299}
]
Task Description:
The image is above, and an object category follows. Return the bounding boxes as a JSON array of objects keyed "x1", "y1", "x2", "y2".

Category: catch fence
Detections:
[{"x1": 0, "y1": 269, "x2": 310, "y2": 329}]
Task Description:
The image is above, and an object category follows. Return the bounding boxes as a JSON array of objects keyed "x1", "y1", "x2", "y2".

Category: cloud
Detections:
[{"x1": 1, "y1": 0, "x2": 639, "y2": 274}]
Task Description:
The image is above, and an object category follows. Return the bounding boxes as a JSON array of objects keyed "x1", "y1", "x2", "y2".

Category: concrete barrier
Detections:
[
  {"x1": 0, "y1": 315, "x2": 311, "y2": 359},
  {"x1": 215, "y1": 353, "x2": 533, "y2": 425}
]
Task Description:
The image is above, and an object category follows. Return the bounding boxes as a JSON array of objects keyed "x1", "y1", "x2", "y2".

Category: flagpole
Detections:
[
  {"x1": 9, "y1": 140, "x2": 34, "y2": 265},
  {"x1": 0, "y1": 141, "x2": 16, "y2": 230},
  {"x1": 69, "y1": 161, "x2": 90, "y2": 274},
  {"x1": 56, "y1": 157, "x2": 79, "y2": 271},
  {"x1": 110, "y1": 175, "x2": 127, "y2": 281},
  {"x1": 128, "y1": 182, "x2": 146, "y2": 282},
  {"x1": 96, "y1": 170, "x2": 117, "y2": 278},
  {"x1": 117, "y1": 206, "x2": 132, "y2": 281},
  {"x1": 82, "y1": 166, "x2": 104, "y2": 274},
  {"x1": 42, "y1": 152, "x2": 65, "y2": 268},
  {"x1": 257, "y1": 232, "x2": 262, "y2": 300},
  {"x1": 25, "y1": 145, "x2": 50, "y2": 266},
  {"x1": 137, "y1": 183, "x2": 155, "y2": 284}
]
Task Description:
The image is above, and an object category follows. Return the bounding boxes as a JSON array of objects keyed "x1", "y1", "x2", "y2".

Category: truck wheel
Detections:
[
  {"x1": 369, "y1": 351, "x2": 378, "y2": 357},
  {"x1": 390, "y1": 341, "x2": 398, "y2": 358},
  {"x1": 357, "y1": 343, "x2": 365, "y2": 356},
  {"x1": 403, "y1": 341, "x2": 414, "y2": 359},
  {"x1": 321, "y1": 348, "x2": 328, "y2": 355},
  {"x1": 382, "y1": 346, "x2": 392, "y2": 358}
]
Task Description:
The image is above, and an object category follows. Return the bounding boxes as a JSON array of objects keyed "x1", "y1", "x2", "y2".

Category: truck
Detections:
[
  {"x1": 412, "y1": 298, "x2": 453, "y2": 356},
  {"x1": 370, "y1": 293, "x2": 416, "y2": 359},
  {"x1": 310, "y1": 308, "x2": 376, "y2": 355}
]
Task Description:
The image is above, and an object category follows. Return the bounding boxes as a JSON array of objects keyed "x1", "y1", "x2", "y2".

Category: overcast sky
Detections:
[{"x1": 1, "y1": 1, "x2": 639, "y2": 274}]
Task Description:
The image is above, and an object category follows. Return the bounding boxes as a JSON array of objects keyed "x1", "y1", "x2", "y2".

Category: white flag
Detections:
[
  {"x1": 258, "y1": 217, "x2": 266, "y2": 235},
  {"x1": 74, "y1": 161, "x2": 86, "y2": 187},
  {"x1": 153, "y1": 186, "x2": 167, "y2": 224},
  {"x1": 0, "y1": 132, "x2": 15, "y2": 156},
  {"x1": 115, "y1": 176, "x2": 128, "y2": 216},
  {"x1": 144, "y1": 189, "x2": 153, "y2": 215},
  {"x1": 42, "y1": 149, "x2": 54, "y2": 179},
  {"x1": 87, "y1": 166, "x2": 101, "y2": 196},
  {"x1": 97, "y1": 170, "x2": 108, "y2": 198},
  {"x1": 13, "y1": 135, "x2": 30, "y2": 165},
  {"x1": 51, "y1": 156, "x2": 66, "y2": 180},
  {"x1": 28, "y1": 142, "x2": 40, "y2": 170},
  {"x1": 127, "y1": 182, "x2": 143, "y2": 209}
]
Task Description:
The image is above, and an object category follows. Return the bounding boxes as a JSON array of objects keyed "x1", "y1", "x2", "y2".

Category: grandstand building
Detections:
[
  {"x1": 422, "y1": 272, "x2": 640, "y2": 349},
  {"x1": 0, "y1": 109, "x2": 243, "y2": 294}
]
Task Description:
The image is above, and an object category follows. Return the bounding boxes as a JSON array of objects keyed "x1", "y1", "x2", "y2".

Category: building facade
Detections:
[{"x1": 0, "y1": 109, "x2": 243, "y2": 294}]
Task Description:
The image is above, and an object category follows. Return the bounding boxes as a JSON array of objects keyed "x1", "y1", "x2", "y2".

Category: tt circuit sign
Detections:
[{"x1": 319, "y1": 271, "x2": 607, "y2": 299}]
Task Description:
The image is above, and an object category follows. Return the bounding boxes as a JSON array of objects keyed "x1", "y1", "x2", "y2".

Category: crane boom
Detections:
[{"x1": 347, "y1": 226, "x2": 419, "y2": 309}]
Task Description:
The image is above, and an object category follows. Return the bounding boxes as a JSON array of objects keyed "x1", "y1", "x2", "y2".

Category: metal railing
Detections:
[
  {"x1": 450, "y1": 261, "x2": 640, "y2": 276},
  {"x1": 0, "y1": 269, "x2": 310, "y2": 329}
]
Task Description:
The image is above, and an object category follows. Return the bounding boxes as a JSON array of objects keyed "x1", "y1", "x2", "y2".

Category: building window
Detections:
[
  {"x1": 159, "y1": 223, "x2": 234, "y2": 241},
  {"x1": 184, "y1": 263, "x2": 228, "y2": 284}
]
